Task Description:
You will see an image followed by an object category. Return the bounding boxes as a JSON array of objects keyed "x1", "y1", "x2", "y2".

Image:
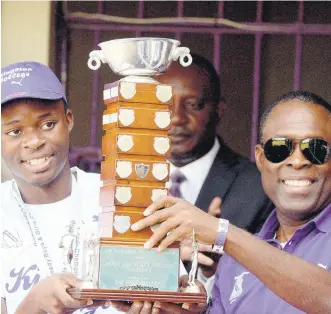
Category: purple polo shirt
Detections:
[{"x1": 210, "y1": 203, "x2": 331, "y2": 314}]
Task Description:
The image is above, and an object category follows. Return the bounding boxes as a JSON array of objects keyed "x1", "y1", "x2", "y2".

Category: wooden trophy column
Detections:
[
  {"x1": 69, "y1": 80, "x2": 205, "y2": 303},
  {"x1": 100, "y1": 80, "x2": 172, "y2": 243}
]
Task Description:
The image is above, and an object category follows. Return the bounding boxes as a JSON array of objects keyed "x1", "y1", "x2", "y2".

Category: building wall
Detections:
[{"x1": 1, "y1": 1, "x2": 52, "y2": 181}]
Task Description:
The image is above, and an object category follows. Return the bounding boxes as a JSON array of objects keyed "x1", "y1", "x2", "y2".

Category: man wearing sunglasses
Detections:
[
  {"x1": 158, "y1": 54, "x2": 272, "y2": 293},
  {"x1": 132, "y1": 90, "x2": 331, "y2": 313}
]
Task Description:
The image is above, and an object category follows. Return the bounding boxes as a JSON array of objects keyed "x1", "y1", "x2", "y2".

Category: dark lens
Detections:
[
  {"x1": 263, "y1": 138, "x2": 293, "y2": 163},
  {"x1": 301, "y1": 139, "x2": 330, "y2": 165}
]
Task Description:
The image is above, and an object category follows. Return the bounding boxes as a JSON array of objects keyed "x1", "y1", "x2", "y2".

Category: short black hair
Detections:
[
  {"x1": 190, "y1": 53, "x2": 224, "y2": 105},
  {"x1": 259, "y1": 90, "x2": 331, "y2": 141}
]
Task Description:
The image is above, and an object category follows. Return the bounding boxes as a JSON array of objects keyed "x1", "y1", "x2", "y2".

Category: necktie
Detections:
[{"x1": 169, "y1": 170, "x2": 186, "y2": 198}]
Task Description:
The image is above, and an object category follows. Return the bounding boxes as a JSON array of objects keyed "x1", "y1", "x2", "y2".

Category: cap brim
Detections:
[{"x1": 1, "y1": 91, "x2": 64, "y2": 106}]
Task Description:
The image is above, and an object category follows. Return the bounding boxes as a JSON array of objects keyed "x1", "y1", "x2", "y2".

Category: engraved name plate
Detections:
[{"x1": 99, "y1": 246, "x2": 179, "y2": 292}]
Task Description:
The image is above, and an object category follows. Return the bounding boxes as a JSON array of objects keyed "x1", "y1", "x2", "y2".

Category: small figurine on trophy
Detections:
[
  {"x1": 59, "y1": 225, "x2": 77, "y2": 273},
  {"x1": 81, "y1": 224, "x2": 102, "y2": 288},
  {"x1": 184, "y1": 230, "x2": 201, "y2": 293}
]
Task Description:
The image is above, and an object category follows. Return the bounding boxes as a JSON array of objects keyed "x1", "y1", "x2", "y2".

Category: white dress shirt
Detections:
[{"x1": 167, "y1": 137, "x2": 220, "y2": 206}]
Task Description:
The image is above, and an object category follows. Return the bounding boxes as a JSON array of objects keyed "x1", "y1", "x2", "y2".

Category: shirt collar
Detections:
[
  {"x1": 169, "y1": 137, "x2": 220, "y2": 184},
  {"x1": 258, "y1": 203, "x2": 331, "y2": 240}
]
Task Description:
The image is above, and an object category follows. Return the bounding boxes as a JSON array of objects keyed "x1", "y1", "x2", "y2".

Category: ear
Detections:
[
  {"x1": 217, "y1": 102, "x2": 227, "y2": 123},
  {"x1": 65, "y1": 109, "x2": 74, "y2": 133},
  {"x1": 255, "y1": 144, "x2": 264, "y2": 173}
]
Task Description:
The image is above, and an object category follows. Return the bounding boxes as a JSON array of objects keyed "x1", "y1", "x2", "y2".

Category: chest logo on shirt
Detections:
[
  {"x1": 6, "y1": 264, "x2": 40, "y2": 293},
  {"x1": 317, "y1": 263, "x2": 327, "y2": 270},
  {"x1": 229, "y1": 271, "x2": 249, "y2": 304},
  {"x1": 2, "y1": 230, "x2": 23, "y2": 248}
]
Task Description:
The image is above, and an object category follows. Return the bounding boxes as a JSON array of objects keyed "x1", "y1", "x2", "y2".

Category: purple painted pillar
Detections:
[
  {"x1": 294, "y1": 1, "x2": 304, "y2": 90},
  {"x1": 250, "y1": 1, "x2": 263, "y2": 161},
  {"x1": 90, "y1": 0, "x2": 103, "y2": 147},
  {"x1": 213, "y1": 1, "x2": 224, "y2": 75},
  {"x1": 136, "y1": 0, "x2": 144, "y2": 37},
  {"x1": 176, "y1": 1, "x2": 184, "y2": 41}
]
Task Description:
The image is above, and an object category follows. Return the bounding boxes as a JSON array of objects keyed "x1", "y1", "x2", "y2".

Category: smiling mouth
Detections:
[
  {"x1": 23, "y1": 154, "x2": 54, "y2": 166},
  {"x1": 282, "y1": 179, "x2": 315, "y2": 187}
]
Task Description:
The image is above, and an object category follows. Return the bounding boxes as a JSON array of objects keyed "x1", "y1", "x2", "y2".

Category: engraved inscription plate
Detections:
[
  {"x1": 99, "y1": 246, "x2": 179, "y2": 291},
  {"x1": 152, "y1": 164, "x2": 168, "y2": 181},
  {"x1": 153, "y1": 137, "x2": 170, "y2": 155},
  {"x1": 120, "y1": 82, "x2": 136, "y2": 99},
  {"x1": 154, "y1": 112, "x2": 171, "y2": 129},
  {"x1": 115, "y1": 187, "x2": 132, "y2": 204},
  {"x1": 119, "y1": 109, "x2": 135, "y2": 127},
  {"x1": 117, "y1": 135, "x2": 134, "y2": 152},
  {"x1": 113, "y1": 215, "x2": 131, "y2": 234},
  {"x1": 116, "y1": 161, "x2": 132, "y2": 179},
  {"x1": 135, "y1": 163, "x2": 150, "y2": 179},
  {"x1": 156, "y1": 85, "x2": 172, "y2": 103},
  {"x1": 151, "y1": 189, "x2": 167, "y2": 202}
]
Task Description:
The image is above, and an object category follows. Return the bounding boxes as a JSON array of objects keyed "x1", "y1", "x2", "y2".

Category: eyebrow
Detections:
[{"x1": 2, "y1": 112, "x2": 57, "y2": 126}]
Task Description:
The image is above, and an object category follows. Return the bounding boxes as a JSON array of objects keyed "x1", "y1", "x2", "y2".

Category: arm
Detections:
[
  {"x1": 132, "y1": 196, "x2": 331, "y2": 314},
  {"x1": 225, "y1": 224, "x2": 331, "y2": 314},
  {"x1": 14, "y1": 273, "x2": 89, "y2": 314}
]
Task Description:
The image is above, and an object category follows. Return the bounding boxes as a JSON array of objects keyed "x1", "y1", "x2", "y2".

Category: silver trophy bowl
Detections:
[{"x1": 87, "y1": 37, "x2": 192, "y2": 83}]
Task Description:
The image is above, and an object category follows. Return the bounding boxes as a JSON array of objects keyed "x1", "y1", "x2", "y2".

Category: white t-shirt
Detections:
[{"x1": 1, "y1": 167, "x2": 185, "y2": 314}]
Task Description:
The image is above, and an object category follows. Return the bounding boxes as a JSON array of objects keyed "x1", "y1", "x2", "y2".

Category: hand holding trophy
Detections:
[{"x1": 68, "y1": 38, "x2": 206, "y2": 305}]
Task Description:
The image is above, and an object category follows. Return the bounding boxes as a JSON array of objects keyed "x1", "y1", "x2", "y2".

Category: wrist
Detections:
[
  {"x1": 16, "y1": 289, "x2": 44, "y2": 314},
  {"x1": 212, "y1": 218, "x2": 229, "y2": 254}
]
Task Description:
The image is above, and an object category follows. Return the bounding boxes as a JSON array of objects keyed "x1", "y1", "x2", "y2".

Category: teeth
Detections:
[
  {"x1": 284, "y1": 180, "x2": 312, "y2": 187},
  {"x1": 27, "y1": 157, "x2": 49, "y2": 165}
]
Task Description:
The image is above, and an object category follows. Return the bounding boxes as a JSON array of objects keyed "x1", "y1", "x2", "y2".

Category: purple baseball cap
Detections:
[{"x1": 1, "y1": 61, "x2": 67, "y2": 106}]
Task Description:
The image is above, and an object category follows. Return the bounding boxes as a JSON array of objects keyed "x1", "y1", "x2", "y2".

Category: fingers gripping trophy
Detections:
[{"x1": 68, "y1": 38, "x2": 205, "y2": 303}]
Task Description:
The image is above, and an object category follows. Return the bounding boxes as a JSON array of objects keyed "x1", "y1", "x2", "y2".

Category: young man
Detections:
[
  {"x1": 158, "y1": 54, "x2": 272, "y2": 288},
  {"x1": 1, "y1": 62, "x2": 194, "y2": 314},
  {"x1": 132, "y1": 91, "x2": 331, "y2": 313}
]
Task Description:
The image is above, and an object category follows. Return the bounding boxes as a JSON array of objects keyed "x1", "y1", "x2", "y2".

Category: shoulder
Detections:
[
  {"x1": 1, "y1": 180, "x2": 15, "y2": 209},
  {"x1": 215, "y1": 143, "x2": 261, "y2": 179},
  {"x1": 1, "y1": 179, "x2": 14, "y2": 193},
  {"x1": 72, "y1": 167, "x2": 100, "y2": 187}
]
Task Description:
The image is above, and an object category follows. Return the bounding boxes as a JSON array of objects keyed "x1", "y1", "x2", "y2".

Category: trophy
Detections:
[{"x1": 68, "y1": 38, "x2": 205, "y2": 303}]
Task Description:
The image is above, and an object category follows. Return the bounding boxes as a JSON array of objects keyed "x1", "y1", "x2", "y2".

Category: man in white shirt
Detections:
[
  {"x1": 158, "y1": 54, "x2": 272, "y2": 292},
  {"x1": 1, "y1": 62, "x2": 193, "y2": 314}
]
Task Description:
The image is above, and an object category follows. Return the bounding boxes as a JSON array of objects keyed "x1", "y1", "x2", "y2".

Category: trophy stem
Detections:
[{"x1": 120, "y1": 75, "x2": 159, "y2": 84}]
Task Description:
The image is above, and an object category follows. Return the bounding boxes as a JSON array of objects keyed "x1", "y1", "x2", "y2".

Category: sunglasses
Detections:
[{"x1": 262, "y1": 137, "x2": 331, "y2": 165}]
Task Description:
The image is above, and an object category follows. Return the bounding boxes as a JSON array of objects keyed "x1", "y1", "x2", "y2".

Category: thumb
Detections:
[
  {"x1": 208, "y1": 197, "x2": 222, "y2": 218},
  {"x1": 60, "y1": 273, "x2": 83, "y2": 288}
]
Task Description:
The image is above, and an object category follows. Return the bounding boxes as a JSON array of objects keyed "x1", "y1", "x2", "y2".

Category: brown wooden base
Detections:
[{"x1": 68, "y1": 288, "x2": 206, "y2": 303}]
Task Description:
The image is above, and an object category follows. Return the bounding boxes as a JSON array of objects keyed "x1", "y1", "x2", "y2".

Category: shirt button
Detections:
[{"x1": 288, "y1": 241, "x2": 292, "y2": 246}]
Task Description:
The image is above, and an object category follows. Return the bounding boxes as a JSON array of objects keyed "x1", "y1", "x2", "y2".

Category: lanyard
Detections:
[{"x1": 11, "y1": 174, "x2": 83, "y2": 277}]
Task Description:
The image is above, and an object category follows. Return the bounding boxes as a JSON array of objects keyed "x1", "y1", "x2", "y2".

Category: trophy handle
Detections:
[
  {"x1": 88, "y1": 50, "x2": 107, "y2": 70},
  {"x1": 172, "y1": 47, "x2": 192, "y2": 67}
]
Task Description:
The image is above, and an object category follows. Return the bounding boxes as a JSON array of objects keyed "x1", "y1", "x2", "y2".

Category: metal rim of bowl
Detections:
[{"x1": 98, "y1": 37, "x2": 180, "y2": 46}]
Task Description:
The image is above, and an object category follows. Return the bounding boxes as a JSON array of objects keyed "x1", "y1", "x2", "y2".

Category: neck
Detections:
[
  {"x1": 276, "y1": 214, "x2": 313, "y2": 242},
  {"x1": 169, "y1": 135, "x2": 216, "y2": 167},
  {"x1": 14, "y1": 162, "x2": 73, "y2": 204}
]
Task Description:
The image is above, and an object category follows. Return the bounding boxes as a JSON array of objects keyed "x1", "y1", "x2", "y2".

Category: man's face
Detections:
[
  {"x1": 256, "y1": 100, "x2": 331, "y2": 220},
  {"x1": 158, "y1": 63, "x2": 217, "y2": 157},
  {"x1": 1, "y1": 99, "x2": 73, "y2": 186}
]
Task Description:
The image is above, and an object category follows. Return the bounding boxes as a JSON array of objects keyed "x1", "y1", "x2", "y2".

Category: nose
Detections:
[
  {"x1": 170, "y1": 97, "x2": 188, "y2": 126},
  {"x1": 284, "y1": 144, "x2": 311, "y2": 169},
  {"x1": 22, "y1": 131, "x2": 46, "y2": 150}
]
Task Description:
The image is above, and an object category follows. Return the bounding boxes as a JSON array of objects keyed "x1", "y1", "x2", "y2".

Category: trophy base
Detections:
[
  {"x1": 119, "y1": 75, "x2": 158, "y2": 84},
  {"x1": 80, "y1": 281, "x2": 98, "y2": 289},
  {"x1": 67, "y1": 288, "x2": 206, "y2": 304}
]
